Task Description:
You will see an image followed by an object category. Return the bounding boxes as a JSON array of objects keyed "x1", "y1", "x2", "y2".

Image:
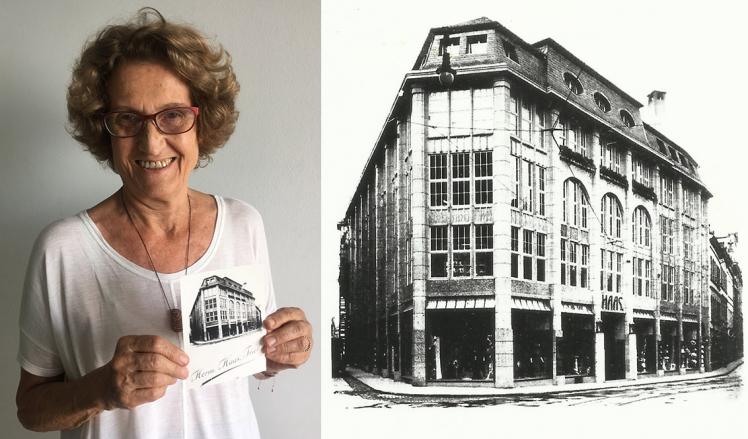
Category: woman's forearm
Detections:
[{"x1": 17, "y1": 367, "x2": 106, "y2": 432}]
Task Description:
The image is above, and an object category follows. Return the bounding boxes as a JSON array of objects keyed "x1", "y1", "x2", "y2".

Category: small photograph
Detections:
[{"x1": 180, "y1": 265, "x2": 269, "y2": 389}]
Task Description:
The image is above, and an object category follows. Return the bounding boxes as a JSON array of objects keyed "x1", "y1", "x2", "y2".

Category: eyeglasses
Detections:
[{"x1": 103, "y1": 107, "x2": 200, "y2": 138}]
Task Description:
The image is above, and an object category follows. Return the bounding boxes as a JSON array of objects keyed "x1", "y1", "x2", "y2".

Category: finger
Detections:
[
  {"x1": 266, "y1": 350, "x2": 309, "y2": 367},
  {"x1": 263, "y1": 320, "x2": 311, "y2": 352},
  {"x1": 264, "y1": 307, "x2": 306, "y2": 330},
  {"x1": 270, "y1": 336, "x2": 311, "y2": 355},
  {"x1": 130, "y1": 371, "x2": 179, "y2": 389},
  {"x1": 124, "y1": 335, "x2": 189, "y2": 366},
  {"x1": 133, "y1": 353, "x2": 189, "y2": 380}
]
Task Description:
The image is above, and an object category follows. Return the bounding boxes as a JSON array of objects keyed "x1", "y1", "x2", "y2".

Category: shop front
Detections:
[
  {"x1": 557, "y1": 303, "x2": 595, "y2": 381},
  {"x1": 425, "y1": 299, "x2": 494, "y2": 382},
  {"x1": 512, "y1": 298, "x2": 553, "y2": 381},
  {"x1": 659, "y1": 313, "x2": 679, "y2": 372},
  {"x1": 633, "y1": 310, "x2": 657, "y2": 374},
  {"x1": 681, "y1": 315, "x2": 700, "y2": 371},
  {"x1": 600, "y1": 293, "x2": 626, "y2": 380}
]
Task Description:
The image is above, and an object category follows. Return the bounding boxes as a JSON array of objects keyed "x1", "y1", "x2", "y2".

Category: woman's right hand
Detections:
[{"x1": 92, "y1": 335, "x2": 189, "y2": 410}]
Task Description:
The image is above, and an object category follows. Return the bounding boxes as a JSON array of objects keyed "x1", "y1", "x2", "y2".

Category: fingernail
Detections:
[
  {"x1": 267, "y1": 345, "x2": 277, "y2": 353},
  {"x1": 181, "y1": 368, "x2": 189, "y2": 379},
  {"x1": 180, "y1": 354, "x2": 189, "y2": 365},
  {"x1": 265, "y1": 336, "x2": 276, "y2": 347},
  {"x1": 265, "y1": 318, "x2": 275, "y2": 329}
]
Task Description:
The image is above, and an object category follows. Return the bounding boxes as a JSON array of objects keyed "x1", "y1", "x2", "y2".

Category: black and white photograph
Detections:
[
  {"x1": 323, "y1": 0, "x2": 746, "y2": 437},
  {"x1": 181, "y1": 265, "x2": 269, "y2": 389}
]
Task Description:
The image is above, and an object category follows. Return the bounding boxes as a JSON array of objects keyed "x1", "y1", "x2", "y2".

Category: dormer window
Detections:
[
  {"x1": 619, "y1": 109, "x2": 635, "y2": 128},
  {"x1": 467, "y1": 34, "x2": 487, "y2": 54},
  {"x1": 503, "y1": 40, "x2": 518, "y2": 62},
  {"x1": 439, "y1": 37, "x2": 460, "y2": 57},
  {"x1": 656, "y1": 139, "x2": 667, "y2": 154},
  {"x1": 563, "y1": 72, "x2": 583, "y2": 95},
  {"x1": 593, "y1": 92, "x2": 611, "y2": 113}
]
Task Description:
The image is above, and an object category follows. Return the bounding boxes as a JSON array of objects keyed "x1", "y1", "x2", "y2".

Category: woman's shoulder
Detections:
[
  {"x1": 31, "y1": 215, "x2": 87, "y2": 256},
  {"x1": 218, "y1": 195, "x2": 265, "y2": 227}
]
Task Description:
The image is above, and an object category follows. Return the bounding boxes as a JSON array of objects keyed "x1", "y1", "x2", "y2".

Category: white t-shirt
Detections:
[{"x1": 17, "y1": 195, "x2": 276, "y2": 439}]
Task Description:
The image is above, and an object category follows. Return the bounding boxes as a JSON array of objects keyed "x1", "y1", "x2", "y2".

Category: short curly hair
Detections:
[{"x1": 67, "y1": 8, "x2": 239, "y2": 168}]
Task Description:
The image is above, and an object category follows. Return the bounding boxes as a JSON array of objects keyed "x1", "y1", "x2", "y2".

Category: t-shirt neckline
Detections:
[{"x1": 78, "y1": 194, "x2": 224, "y2": 282}]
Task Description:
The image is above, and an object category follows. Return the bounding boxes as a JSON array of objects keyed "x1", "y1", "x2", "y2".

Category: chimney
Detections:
[{"x1": 646, "y1": 90, "x2": 666, "y2": 128}]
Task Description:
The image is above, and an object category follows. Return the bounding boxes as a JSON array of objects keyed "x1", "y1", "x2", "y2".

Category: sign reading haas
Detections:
[{"x1": 601, "y1": 294, "x2": 624, "y2": 313}]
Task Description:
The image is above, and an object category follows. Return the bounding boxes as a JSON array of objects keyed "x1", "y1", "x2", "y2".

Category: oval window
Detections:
[
  {"x1": 594, "y1": 92, "x2": 611, "y2": 113},
  {"x1": 620, "y1": 110, "x2": 635, "y2": 128},
  {"x1": 563, "y1": 72, "x2": 583, "y2": 95}
]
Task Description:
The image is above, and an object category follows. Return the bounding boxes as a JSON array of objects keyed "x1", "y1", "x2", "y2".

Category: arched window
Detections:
[
  {"x1": 619, "y1": 109, "x2": 635, "y2": 128},
  {"x1": 594, "y1": 92, "x2": 611, "y2": 113},
  {"x1": 632, "y1": 206, "x2": 651, "y2": 247},
  {"x1": 601, "y1": 193, "x2": 623, "y2": 238},
  {"x1": 563, "y1": 72, "x2": 583, "y2": 95},
  {"x1": 563, "y1": 179, "x2": 589, "y2": 229}
]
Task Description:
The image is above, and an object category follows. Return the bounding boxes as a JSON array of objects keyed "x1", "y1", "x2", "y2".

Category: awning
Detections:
[
  {"x1": 633, "y1": 309, "x2": 655, "y2": 320},
  {"x1": 561, "y1": 302, "x2": 593, "y2": 315},
  {"x1": 426, "y1": 297, "x2": 495, "y2": 310},
  {"x1": 660, "y1": 313, "x2": 678, "y2": 322},
  {"x1": 682, "y1": 315, "x2": 699, "y2": 323},
  {"x1": 512, "y1": 297, "x2": 551, "y2": 312}
]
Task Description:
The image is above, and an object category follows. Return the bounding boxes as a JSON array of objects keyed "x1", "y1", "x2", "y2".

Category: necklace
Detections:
[{"x1": 120, "y1": 189, "x2": 191, "y2": 333}]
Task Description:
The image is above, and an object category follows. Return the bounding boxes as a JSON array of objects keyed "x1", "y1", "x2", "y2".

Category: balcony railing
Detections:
[{"x1": 600, "y1": 165, "x2": 629, "y2": 190}]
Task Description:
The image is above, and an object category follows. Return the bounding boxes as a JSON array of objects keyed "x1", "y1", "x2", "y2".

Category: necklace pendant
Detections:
[{"x1": 170, "y1": 308, "x2": 183, "y2": 332}]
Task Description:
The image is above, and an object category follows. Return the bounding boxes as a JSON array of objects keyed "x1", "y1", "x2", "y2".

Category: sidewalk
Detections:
[{"x1": 345, "y1": 358, "x2": 743, "y2": 396}]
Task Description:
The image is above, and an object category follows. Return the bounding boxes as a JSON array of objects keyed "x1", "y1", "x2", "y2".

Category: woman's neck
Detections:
[{"x1": 119, "y1": 187, "x2": 191, "y2": 237}]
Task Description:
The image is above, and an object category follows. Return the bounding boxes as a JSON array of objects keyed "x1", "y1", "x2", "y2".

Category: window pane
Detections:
[
  {"x1": 476, "y1": 252, "x2": 493, "y2": 276},
  {"x1": 523, "y1": 256, "x2": 532, "y2": 280},
  {"x1": 453, "y1": 253, "x2": 471, "y2": 277},
  {"x1": 431, "y1": 254, "x2": 447, "y2": 278}
]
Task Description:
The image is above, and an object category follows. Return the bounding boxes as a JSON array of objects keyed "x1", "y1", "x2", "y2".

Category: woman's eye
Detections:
[{"x1": 115, "y1": 113, "x2": 140, "y2": 125}]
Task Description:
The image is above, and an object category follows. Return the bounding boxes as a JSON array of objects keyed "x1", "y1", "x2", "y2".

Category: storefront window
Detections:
[
  {"x1": 426, "y1": 310, "x2": 494, "y2": 381},
  {"x1": 512, "y1": 311, "x2": 552, "y2": 379},
  {"x1": 557, "y1": 314, "x2": 594, "y2": 376}
]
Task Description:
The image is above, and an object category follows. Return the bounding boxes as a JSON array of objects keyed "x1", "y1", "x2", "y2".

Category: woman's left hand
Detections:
[{"x1": 261, "y1": 307, "x2": 312, "y2": 374}]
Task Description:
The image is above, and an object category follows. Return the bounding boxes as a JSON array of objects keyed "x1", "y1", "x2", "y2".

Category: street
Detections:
[{"x1": 331, "y1": 365, "x2": 742, "y2": 408}]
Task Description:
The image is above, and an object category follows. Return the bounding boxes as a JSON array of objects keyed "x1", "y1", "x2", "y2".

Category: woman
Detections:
[{"x1": 15, "y1": 9, "x2": 312, "y2": 438}]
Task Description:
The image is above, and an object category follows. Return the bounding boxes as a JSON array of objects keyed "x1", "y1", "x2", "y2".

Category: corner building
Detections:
[{"x1": 338, "y1": 18, "x2": 713, "y2": 387}]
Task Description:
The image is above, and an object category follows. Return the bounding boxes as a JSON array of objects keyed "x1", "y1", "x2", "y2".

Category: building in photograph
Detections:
[
  {"x1": 708, "y1": 233, "x2": 743, "y2": 368},
  {"x1": 189, "y1": 275, "x2": 262, "y2": 343},
  {"x1": 336, "y1": 17, "x2": 741, "y2": 387}
]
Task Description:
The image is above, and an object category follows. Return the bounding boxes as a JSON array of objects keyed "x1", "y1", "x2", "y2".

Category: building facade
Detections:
[
  {"x1": 709, "y1": 234, "x2": 743, "y2": 368},
  {"x1": 337, "y1": 18, "x2": 735, "y2": 388},
  {"x1": 189, "y1": 275, "x2": 262, "y2": 343}
]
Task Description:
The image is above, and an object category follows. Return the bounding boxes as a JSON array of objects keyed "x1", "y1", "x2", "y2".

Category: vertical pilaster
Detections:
[
  {"x1": 624, "y1": 149, "x2": 636, "y2": 380},
  {"x1": 590, "y1": 129, "x2": 604, "y2": 382},
  {"x1": 410, "y1": 85, "x2": 428, "y2": 386},
  {"x1": 492, "y1": 78, "x2": 514, "y2": 388}
]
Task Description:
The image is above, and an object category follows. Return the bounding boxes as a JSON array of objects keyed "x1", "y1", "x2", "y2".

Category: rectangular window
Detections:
[
  {"x1": 474, "y1": 151, "x2": 493, "y2": 205},
  {"x1": 430, "y1": 226, "x2": 448, "y2": 278},
  {"x1": 580, "y1": 244, "x2": 589, "y2": 288},
  {"x1": 645, "y1": 260, "x2": 652, "y2": 298},
  {"x1": 509, "y1": 90, "x2": 519, "y2": 136},
  {"x1": 538, "y1": 167, "x2": 546, "y2": 216},
  {"x1": 569, "y1": 241, "x2": 578, "y2": 287},
  {"x1": 523, "y1": 160, "x2": 534, "y2": 212},
  {"x1": 523, "y1": 229, "x2": 533, "y2": 280},
  {"x1": 601, "y1": 250, "x2": 621, "y2": 293},
  {"x1": 520, "y1": 99, "x2": 532, "y2": 143},
  {"x1": 439, "y1": 36, "x2": 460, "y2": 57},
  {"x1": 452, "y1": 225, "x2": 471, "y2": 277},
  {"x1": 475, "y1": 224, "x2": 493, "y2": 276},
  {"x1": 511, "y1": 154, "x2": 520, "y2": 209},
  {"x1": 511, "y1": 226, "x2": 520, "y2": 279},
  {"x1": 429, "y1": 154, "x2": 448, "y2": 207},
  {"x1": 467, "y1": 34, "x2": 487, "y2": 54},
  {"x1": 536, "y1": 109, "x2": 545, "y2": 150},
  {"x1": 536, "y1": 233, "x2": 546, "y2": 282},
  {"x1": 452, "y1": 152, "x2": 470, "y2": 206},
  {"x1": 560, "y1": 238, "x2": 567, "y2": 285}
]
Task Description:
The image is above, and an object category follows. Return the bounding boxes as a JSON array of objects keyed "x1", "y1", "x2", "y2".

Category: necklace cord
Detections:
[{"x1": 120, "y1": 189, "x2": 191, "y2": 322}]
